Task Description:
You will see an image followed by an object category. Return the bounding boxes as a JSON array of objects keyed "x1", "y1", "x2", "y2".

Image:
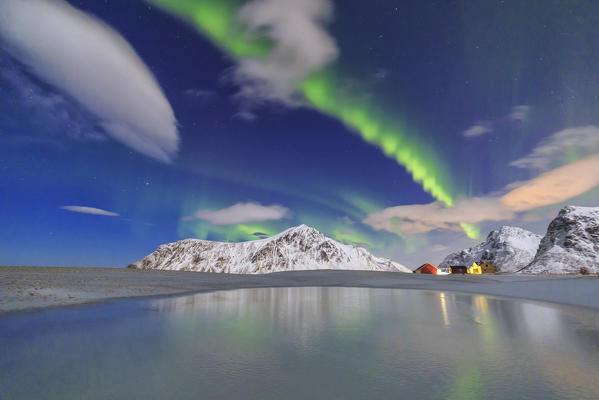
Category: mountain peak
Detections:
[
  {"x1": 279, "y1": 224, "x2": 318, "y2": 234},
  {"x1": 521, "y1": 206, "x2": 599, "y2": 274},
  {"x1": 487, "y1": 226, "x2": 541, "y2": 244},
  {"x1": 559, "y1": 205, "x2": 599, "y2": 218},
  {"x1": 492, "y1": 226, "x2": 533, "y2": 236},
  {"x1": 275, "y1": 223, "x2": 321, "y2": 235}
]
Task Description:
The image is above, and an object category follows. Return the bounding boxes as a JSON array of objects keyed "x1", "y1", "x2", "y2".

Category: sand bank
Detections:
[{"x1": 1, "y1": 266, "x2": 598, "y2": 313}]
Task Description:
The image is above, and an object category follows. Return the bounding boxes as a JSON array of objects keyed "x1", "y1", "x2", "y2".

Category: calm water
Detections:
[{"x1": 2, "y1": 288, "x2": 599, "y2": 399}]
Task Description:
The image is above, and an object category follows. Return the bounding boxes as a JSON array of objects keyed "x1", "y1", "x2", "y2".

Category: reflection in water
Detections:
[
  {"x1": 439, "y1": 292, "x2": 449, "y2": 326},
  {"x1": 152, "y1": 287, "x2": 377, "y2": 345},
  {"x1": 1, "y1": 288, "x2": 599, "y2": 400}
]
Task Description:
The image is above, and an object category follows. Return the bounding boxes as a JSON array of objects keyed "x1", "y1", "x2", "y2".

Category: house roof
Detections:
[{"x1": 415, "y1": 263, "x2": 437, "y2": 270}]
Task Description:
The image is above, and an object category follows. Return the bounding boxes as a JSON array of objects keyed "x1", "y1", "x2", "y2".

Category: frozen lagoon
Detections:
[{"x1": 2, "y1": 287, "x2": 599, "y2": 399}]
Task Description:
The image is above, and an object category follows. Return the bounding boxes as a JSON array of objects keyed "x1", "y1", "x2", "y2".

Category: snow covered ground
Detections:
[{"x1": 1, "y1": 266, "x2": 598, "y2": 313}]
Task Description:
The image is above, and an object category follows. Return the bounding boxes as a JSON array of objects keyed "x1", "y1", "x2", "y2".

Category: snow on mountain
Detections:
[
  {"x1": 438, "y1": 226, "x2": 541, "y2": 273},
  {"x1": 520, "y1": 206, "x2": 599, "y2": 274},
  {"x1": 128, "y1": 224, "x2": 411, "y2": 274}
]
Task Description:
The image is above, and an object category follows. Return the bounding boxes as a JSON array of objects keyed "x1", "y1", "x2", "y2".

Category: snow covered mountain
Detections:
[
  {"x1": 520, "y1": 206, "x2": 599, "y2": 274},
  {"x1": 128, "y1": 224, "x2": 411, "y2": 274},
  {"x1": 438, "y1": 226, "x2": 542, "y2": 273}
]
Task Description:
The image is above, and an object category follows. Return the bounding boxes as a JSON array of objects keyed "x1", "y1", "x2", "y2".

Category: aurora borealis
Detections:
[
  {"x1": 2, "y1": 0, "x2": 599, "y2": 267},
  {"x1": 149, "y1": 0, "x2": 455, "y2": 207}
]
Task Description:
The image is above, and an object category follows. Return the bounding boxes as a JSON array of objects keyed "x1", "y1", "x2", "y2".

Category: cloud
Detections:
[
  {"x1": 0, "y1": 55, "x2": 105, "y2": 143},
  {"x1": 511, "y1": 126, "x2": 599, "y2": 171},
  {"x1": 370, "y1": 68, "x2": 389, "y2": 82},
  {"x1": 463, "y1": 122, "x2": 492, "y2": 138},
  {"x1": 183, "y1": 202, "x2": 291, "y2": 225},
  {"x1": 364, "y1": 198, "x2": 513, "y2": 234},
  {"x1": 508, "y1": 105, "x2": 530, "y2": 121},
  {"x1": 60, "y1": 206, "x2": 119, "y2": 216},
  {"x1": 184, "y1": 88, "x2": 215, "y2": 101},
  {"x1": 0, "y1": 0, "x2": 178, "y2": 162},
  {"x1": 233, "y1": 0, "x2": 338, "y2": 107},
  {"x1": 462, "y1": 105, "x2": 530, "y2": 139},
  {"x1": 339, "y1": 216, "x2": 355, "y2": 225},
  {"x1": 233, "y1": 110, "x2": 258, "y2": 121},
  {"x1": 365, "y1": 153, "x2": 599, "y2": 235},
  {"x1": 501, "y1": 153, "x2": 599, "y2": 211},
  {"x1": 429, "y1": 244, "x2": 449, "y2": 252}
]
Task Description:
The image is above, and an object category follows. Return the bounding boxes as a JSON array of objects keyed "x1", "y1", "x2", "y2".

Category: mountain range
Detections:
[
  {"x1": 131, "y1": 206, "x2": 599, "y2": 275},
  {"x1": 441, "y1": 206, "x2": 599, "y2": 274},
  {"x1": 129, "y1": 224, "x2": 411, "y2": 274}
]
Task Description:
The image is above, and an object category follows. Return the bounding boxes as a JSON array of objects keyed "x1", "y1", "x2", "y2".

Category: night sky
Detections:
[{"x1": 1, "y1": 0, "x2": 599, "y2": 267}]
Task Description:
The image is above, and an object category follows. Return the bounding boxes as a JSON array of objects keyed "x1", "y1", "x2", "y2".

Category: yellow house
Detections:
[
  {"x1": 467, "y1": 262, "x2": 482, "y2": 275},
  {"x1": 478, "y1": 261, "x2": 496, "y2": 274}
]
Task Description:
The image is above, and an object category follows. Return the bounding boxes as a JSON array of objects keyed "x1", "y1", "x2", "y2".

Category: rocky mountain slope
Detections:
[
  {"x1": 129, "y1": 225, "x2": 411, "y2": 274},
  {"x1": 520, "y1": 206, "x2": 599, "y2": 274},
  {"x1": 438, "y1": 226, "x2": 542, "y2": 272}
]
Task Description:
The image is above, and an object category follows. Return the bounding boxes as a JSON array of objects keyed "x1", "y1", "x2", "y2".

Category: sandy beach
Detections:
[{"x1": 1, "y1": 266, "x2": 598, "y2": 313}]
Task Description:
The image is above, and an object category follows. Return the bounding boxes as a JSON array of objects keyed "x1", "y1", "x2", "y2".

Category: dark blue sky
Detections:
[{"x1": 1, "y1": 0, "x2": 598, "y2": 267}]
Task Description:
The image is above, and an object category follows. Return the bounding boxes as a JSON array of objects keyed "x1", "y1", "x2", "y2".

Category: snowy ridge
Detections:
[
  {"x1": 521, "y1": 206, "x2": 599, "y2": 274},
  {"x1": 438, "y1": 226, "x2": 541, "y2": 273},
  {"x1": 129, "y1": 225, "x2": 411, "y2": 274}
]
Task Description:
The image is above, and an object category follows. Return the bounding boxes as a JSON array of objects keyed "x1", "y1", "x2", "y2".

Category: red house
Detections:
[{"x1": 414, "y1": 263, "x2": 438, "y2": 274}]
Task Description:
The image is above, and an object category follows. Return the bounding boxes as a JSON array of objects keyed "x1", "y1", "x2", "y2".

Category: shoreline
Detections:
[{"x1": 1, "y1": 266, "x2": 599, "y2": 314}]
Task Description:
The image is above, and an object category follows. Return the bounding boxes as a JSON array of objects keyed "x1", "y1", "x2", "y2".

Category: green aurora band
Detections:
[
  {"x1": 149, "y1": 0, "x2": 481, "y2": 238},
  {"x1": 149, "y1": 0, "x2": 269, "y2": 58},
  {"x1": 178, "y1": 192, "x2": 393, "y2": 247},
  {"x1": 299, "y1": 72, "x2": 454, "y2": 207}
]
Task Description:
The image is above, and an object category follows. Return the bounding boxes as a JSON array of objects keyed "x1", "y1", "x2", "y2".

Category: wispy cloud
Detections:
[
  {"x1": 463, "y1": 105, "x2": 531, "y2": 139},
  {"x1": 511, "y1": 126, "x2": 599, "y2": 171},
  {"x1": 463, "y1": 122, "x2": 493, "y2": 138},
  {"x1": 183, "y1": 88, "x2": 216, "y2": 101},
  {"x1": 364, "y1": 197, "x2": 513, "y2": 234},
  {"x1": 233, "y1": 0, "x2": 338, "y2": 107},
  {"x1": 508, "y1": 105, "x2": 531, "y2": 121},
  {"x1": 232, "y1": 110, "x2": 258, "y2": 121},
  {"x1": 365, "y1": 154, "x2": 599, "y2": 235},
  {"x1": 502, "y1": 153, "x2": 599, "y2": 211},
  {"x1": 0, "y1": 0, "x2": 179, "y2": 162},
  {"x1": 430, "y1": 244, "x2": 449, "y2": 252},
  {"x1": 0, "y1": 55, "x2": 105, "y2": 143},
  {"x1": 183, "y1": 202, "x2": 291, "y2": 225},
  {"x1": 370, "y1": 68, "x2": 389, "y2": 82},
  {"x1": 60, "y1": 206, "x2": 119, "y2": 216},
  {"x1": 339, "y1": 216, "x2": 355, "y2": 225}
]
